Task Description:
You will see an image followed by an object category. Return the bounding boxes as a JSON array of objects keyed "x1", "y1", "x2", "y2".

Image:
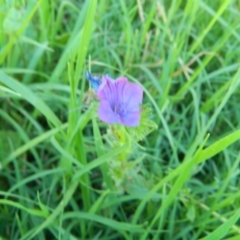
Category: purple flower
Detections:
[{"x1": 97, "y1": 76, "x2": 143, "y2": 127}]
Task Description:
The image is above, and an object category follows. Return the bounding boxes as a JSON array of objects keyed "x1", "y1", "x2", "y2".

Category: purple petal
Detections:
[
  {"x1": 115, "y1": 77, "x2": 128, "y2": 102},
  {"x1": 120, "y1": 111, "x2": 140, "y2": 127},
  {"x1": 122, "y1": 82, "x2": 143, "y2": 110},
  {"x1": 97, "y1": 75, "x2": 143, "y2": 127},
  {"x1": 98, "y1": 100, "x2": 119, "y2": 124},
  {"x1": 97, "y1": 76, "x2": 116, "y2": 103}
]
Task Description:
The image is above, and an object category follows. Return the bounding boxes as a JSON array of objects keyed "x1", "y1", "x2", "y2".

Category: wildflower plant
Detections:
[{"x1": 86, "y1": 71, "x2": 157, "y2": 193}]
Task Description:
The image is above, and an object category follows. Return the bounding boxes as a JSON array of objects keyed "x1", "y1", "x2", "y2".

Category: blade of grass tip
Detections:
[
  {"x1": 0, "y1": 199, "x2": 47, "y2": 218},
  {"x1": 0, "y1": 70, "x2": 62, "y2": 128},
  {"x1": 28, "y1": 180, "x2": 79, "y2": 240},
  {"x1": 0, "y1": 85, "x2": 21, "y2": 96},
  {"x1": 139, "y1": 134, "x2": 209, "y2": 240},
  {"x1": 199, "y1": 209, "x2": 240, "y2": 240},
  {"x1": 0, "y1": 0, "x2": 41, "y2": 65},
  {"x1": 37, "y1": 192, "x2": 50, "y2": 216}
]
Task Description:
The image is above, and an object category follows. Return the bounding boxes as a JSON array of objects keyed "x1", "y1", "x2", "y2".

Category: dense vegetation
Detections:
[{"x1": 1, "y1": 0, "x2": 240, "y2": 239}]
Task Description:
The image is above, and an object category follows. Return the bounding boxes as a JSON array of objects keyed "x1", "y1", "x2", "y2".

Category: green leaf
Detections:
[
  {"x1": 126, "y1": 104, "x2": 157, "y2": 142},
  {"x1": 0, "y1": 85, "x2": 21, "y2": 97},
  {"x1": 37, "y1": 192, "x2": 49, "y2": 216},
  {"x1": 0, "y1": 199, "x2": 47, "y2": 218}
]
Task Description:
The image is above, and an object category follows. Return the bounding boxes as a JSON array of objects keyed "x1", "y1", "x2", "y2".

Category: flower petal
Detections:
[
  {"x1": 97, "y1": 76, "x2": 143, "y2": 126},
  {"x1": 120, "y1": 111, "x2": 140, "y2": 127},
  {"x1": 122, "y1": 82, "x2": 143, "y2": 110},
  {"x1": 98, "y1": 100, "x2": 119, "y2": 124},
  {"x1": 97, "y1": 76, "x2": 116, "y2": 104},
  {"x1": 115, "y1": 77, "x2": 128, "y2": 102}
]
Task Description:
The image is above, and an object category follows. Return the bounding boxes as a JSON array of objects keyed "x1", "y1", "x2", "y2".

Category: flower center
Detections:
[{"x1": 113, "y1": 103, "x2": 126, "y2": 116}]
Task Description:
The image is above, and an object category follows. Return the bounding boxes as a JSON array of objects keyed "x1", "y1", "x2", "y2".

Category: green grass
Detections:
[{"x1": 1, "y1": 0, "x2": 240, "y2": 239}]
